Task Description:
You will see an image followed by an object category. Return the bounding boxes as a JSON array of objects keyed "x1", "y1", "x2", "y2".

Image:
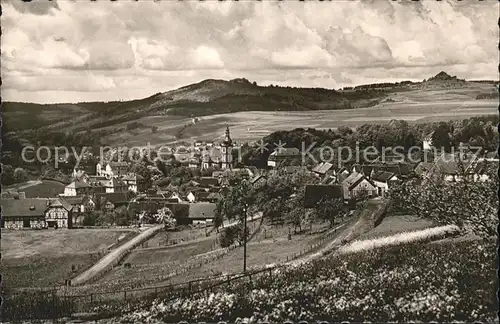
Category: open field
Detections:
[
  {"x1": 3, "y1": 180, "x2": 66, "y2": 198},
  {"x1": 101, "y1": 98, "x2": 497, "y2": 146},
  {"x1": 1, "y1": 229, "x2": 138, "y2": 288},
  {"x1": 355, "y1": 214, "x2": 435, "y2": 240}
]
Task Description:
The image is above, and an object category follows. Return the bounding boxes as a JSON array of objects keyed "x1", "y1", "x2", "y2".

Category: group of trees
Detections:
[
  {"x1": 1, "y1": 166, "x2": 29, "y2": 186},
  {"x1": 240, "y1": 116, "x2": 498, "y2": 168},
  {"x1": 214, "y1": 169, "x2": 349, "y2": 247},
  {"x1": 390, "y1": 161, "x2": 497, "y2": 239}
]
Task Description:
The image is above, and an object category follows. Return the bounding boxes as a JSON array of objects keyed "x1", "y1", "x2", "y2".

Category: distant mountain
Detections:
[
  {"x1": 426, "y1": 71, "x2": 465, "y2": 82},
  {"x1": 2, "y1": 72, "x2": 494, "y2": 137}
]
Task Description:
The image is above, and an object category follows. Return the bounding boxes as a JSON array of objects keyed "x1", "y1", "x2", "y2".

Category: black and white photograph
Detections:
[{"x1": 1, "y1": 0, "x2": 498, "y2": 322}]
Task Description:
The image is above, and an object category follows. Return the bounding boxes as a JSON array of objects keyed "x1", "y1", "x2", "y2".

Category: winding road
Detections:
[{"x1": 71, "y1": 225, "x2": 164, "y2": 286}]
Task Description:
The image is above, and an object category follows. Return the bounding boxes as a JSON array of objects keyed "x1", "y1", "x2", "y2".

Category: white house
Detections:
[
  {"x1": 341, "y1": 172, "x2": 378, "y2": 200},
  {"x1": 423, "y1": 131, "x2": 434, "y2": 151},
  {"x1": 371, "y1": 171, "x2": 399, "y2": 197}
]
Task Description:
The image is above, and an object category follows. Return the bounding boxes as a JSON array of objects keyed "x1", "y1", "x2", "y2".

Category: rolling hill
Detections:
[{"x1": 3, "y1": 72, "x2": 497, "y2": 146}]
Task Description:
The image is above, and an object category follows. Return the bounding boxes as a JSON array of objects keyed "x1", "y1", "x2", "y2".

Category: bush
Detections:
[
  {"x1": 2, "y1": 291, "x2": 76, "y2": 321},
  {"x1": 120, "y1": 239, "x2": 495, "y2": 322},
  {"x1": 151, "y1": 126, "x2": 158, "y2": 133}
]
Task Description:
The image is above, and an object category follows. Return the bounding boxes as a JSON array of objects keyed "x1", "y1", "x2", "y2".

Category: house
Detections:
[
  {"x1": 188, "y1": 156, "x2": 201, "y2": 169},
  {"x1": 64, "y1": 181, "x2": 92, "y2": 197},
  {"x1": 198, "y1": 177, "x2": 220, "y2": 188},
  {"x1": 371, "y1": 171, "x2": 399, "y2": 197},
  {"x1": 97, "y1": 161, "x2": 129, "y2": 177},
  {"x1": 95, "y1": 192, "x2": 129, "y2": 211},
  {"x1": 121, "y1": 173, "x2": 146, "y2": 193},
  {"x1": 471, "y1": 160, "x2": 498, "y2": 182},
  {"x1": 423, "y1": 131, "x2": 434, "y2": 150},
  {"x1": 1, "y1": 198, "x2": 73, "y2": 229},
  {"x1": 341, "y1": 172, "x2": 377, "y2": 200},
  {"x1": 176, "y1": 202, "x2": 216, "y2": 226},
  {"x1": 100, "y1": 178, "x2": 128, "y2": 194},
  {"x1": 250, "y1": 174, "x2": 267, "y2": 187},
  {"x1": 64, "y1": 196, "x2": 95, "y2": 226},
  {"x1": 434, "y1": 152, "x2": 477, "y2": 182},
  {"x1": 169, "y1": 192, "x2": 184, "y2": 203},
  {"x1": 1, "y1": 191, "x2": 26, "y2": 199},
  {"x1": 312, "y1": 162, "x2": 334, "y2": 177},
  {"x1": 267, "y1": 147, "x2": 302, "y2": 168},
  {"x1": 304, "y1": 185, "x2": 344, "y2": 208}
]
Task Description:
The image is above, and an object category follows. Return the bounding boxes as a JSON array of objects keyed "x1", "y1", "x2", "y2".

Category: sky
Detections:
[{"x1": 3, "y1": 0, "x2": 498, "y2": 104}]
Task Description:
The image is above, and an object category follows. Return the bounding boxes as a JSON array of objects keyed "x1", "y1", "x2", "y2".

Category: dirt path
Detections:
[
  {"x1": 71, "y1": 225, "x2": 164, "y2": 286},
  {"x1": 287, "y1": 198, "x2": 388, "y2": 266}
]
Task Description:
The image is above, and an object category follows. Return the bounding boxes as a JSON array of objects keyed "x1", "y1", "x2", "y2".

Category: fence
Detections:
[{"x1": 3, "y1": 214, "x2": 355, "y2": 321}]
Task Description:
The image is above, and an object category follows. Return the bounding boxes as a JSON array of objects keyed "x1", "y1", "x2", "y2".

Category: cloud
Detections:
[{"x1": 2, "y1": 0, "x2": 498, "y2": 103}]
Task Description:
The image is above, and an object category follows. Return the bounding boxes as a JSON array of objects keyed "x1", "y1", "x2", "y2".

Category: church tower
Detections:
[{"x1": 220, "y1": 125, "x2": 233, "y2": 170}]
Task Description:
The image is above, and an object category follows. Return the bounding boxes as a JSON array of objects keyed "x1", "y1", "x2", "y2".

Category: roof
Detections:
[
  {"x1": 0, "y1": 197, "x2": 72, "y2": 218},
  {"x1": 96, "y1": 192, "x2": 129, "y2": 204},
  {"x1": 121, "y1": 173, "x2": 144, "y2": 181},
  {"x1": 66, "y1": 180, "x2": 91, "y2": 189},
  {"x1": 101, "y1": 178, "x2": 127, "y2": 188},
  {"x1": 435, "y1": 153, "x2": 476, "y2": 175},
  {"x1": 270, "y1": 147, "x2": 301, "y2": 156},
  {"x1": 108, "y1": 161, "x2": 129, "y2": 168},
  {"x1": 198, "y1": 177, "x2": 220, "y2": 187},
  {"x1": 0, "y1": 198, "x2": 47, "y2": 218},
  {"x1": 188, "y1": 203, "x2": 216, "y2": 219},
  {"x1": 304, "y1": 185, "x2": 344, "y2": 208},
  {"x1": 48, "y1": 198, "x2": 73, "y2": 211},
  {"x1": 250, "y1": 174, "x2": 266, "y2": 184},
  {"x1": 63, "y1": 196, "x2": 85, "y2": 205},
  {"x1": 312, "y1": 162, "x2": 334, "y2": 175},
  {"x1": 371, "y1": 171, "x2": 397, "y2": 183}
]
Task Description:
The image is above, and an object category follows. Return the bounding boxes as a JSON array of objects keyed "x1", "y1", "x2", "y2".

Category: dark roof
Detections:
[
  {"x1": 0, "y1": 198, "x2": 71, "y2": 218},
  {"x1": 435, "y1": 153, "x2": 476, "y2": 175},
  {"x1": 250, "y1": 174, "x2": 266, "y2": 184},
  {"x1": 63, "y1": 196, "x2": 85, "y2": 205},
  {"x1": 188, "y1": 203, "x2": 216, "y2": 219},
  {"x1": 304, "y1": 185, "x2": 344, "y2": 208},
  {"x1": 207, "y1": 193, "x2": 221, "y2": 200},
  {"x1": 198, "y1": 177, "x2": 220, "y2": 187},
  {"x1": 67, "y1": 180, "x2": 91, "y2": 189},
  {"x1": 371, "y1": 171, "x2": 397, "y2": 182},
  {"x1": 96, "y1": 192, "x2": 129, "y2": 204},
  {"x1": 1, "y1": 198, "x2": 47, "y2": 217}
]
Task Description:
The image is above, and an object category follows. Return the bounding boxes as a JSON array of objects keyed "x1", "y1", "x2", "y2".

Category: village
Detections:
[{"x1": 1, "y1": 125, "x2": 497, "y2": 231}]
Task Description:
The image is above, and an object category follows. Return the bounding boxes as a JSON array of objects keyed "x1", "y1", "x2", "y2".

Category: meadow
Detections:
[
  {"x1": 1, "y1": 229, "x2": 138, "y2": 288},
  {"x1": 118, "y1": 238, "x2": 495, "y2": 323},
  {"x1": 101, "y1": 98, "x2": 496, "y2": 146}
]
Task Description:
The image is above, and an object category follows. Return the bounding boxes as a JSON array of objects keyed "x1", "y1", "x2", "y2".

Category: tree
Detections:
[
  {"x1": 154, "y1": 207, "x2": 177, "y2": 230},
  {"x1": 1, "y1": 165, "x2": 15, "y2": 186},
  {"x1": 390, "y1": 165, "x2": 497, "y2": 238},
  {"x1": 13, "y1": 167, "x2": 28, "y2": 183},
  {"x1": 151, "y1": 126, "x2": 158, "y2": 133},
  {"x1": 314, "y1": 197, "x2": 345, "y2": 227}
]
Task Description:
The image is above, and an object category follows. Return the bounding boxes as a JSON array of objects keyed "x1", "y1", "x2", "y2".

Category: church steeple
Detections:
[
  {"x1": 222, "y1": 124, "x2": 232, "y2": 146},
  {"x1": 221, "y1": 124, "x2": 233, "y2": 170}
]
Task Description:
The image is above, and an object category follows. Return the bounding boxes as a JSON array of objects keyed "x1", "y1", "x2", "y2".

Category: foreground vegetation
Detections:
[{"x1": 115, "y1": 238, "x2": 494, "y2": 322}]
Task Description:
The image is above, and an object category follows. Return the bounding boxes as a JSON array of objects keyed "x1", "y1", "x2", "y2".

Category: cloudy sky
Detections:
[{"x1": 3, "y1": 0, "x2": 498, "y2": 104}]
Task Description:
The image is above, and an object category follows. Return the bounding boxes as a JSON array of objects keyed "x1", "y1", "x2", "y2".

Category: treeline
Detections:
[{"x1": 240, "y1": 115, "x2": 499, "y2": 168}]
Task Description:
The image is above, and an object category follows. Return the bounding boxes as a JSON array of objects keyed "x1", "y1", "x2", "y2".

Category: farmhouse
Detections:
[
  {"x1": 371, "y1": 171, "x2": 399, "y2": 197},
  {"x1": 312, "y1": 162, "x2": 334, "y2": 177},
  {"x1": 121, "y1": 173, "x2": 146, "y2": 193},
  {"x1": 1, "y1": 198, "x2": 73, "y2": 229},
  {"x1": 95, "y1": 192, "x2": 130, "y2": 211},
  {"x1": 176, "y1": 202, "x2": 216, "y2": 226},
  {"x1": 97, "y1": 161, "x2": 129, "y2": 177},
  {"x1": 64, "y1": 180, "x2": 92, "y2": 196},
  {"x1": 267, "y1": 147, "x2": 302, "y2": 168},
  {"x1": 341, "y1": 172, "x2": 377, "y2": 200},
  {"x1": 434, "y1": 152, "x2": 477, "y2": 182}
]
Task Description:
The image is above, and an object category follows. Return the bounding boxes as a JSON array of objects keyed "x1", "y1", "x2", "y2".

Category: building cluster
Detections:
[{"x1": 1, "y1": 127, "x2": 497, "y2": 231}]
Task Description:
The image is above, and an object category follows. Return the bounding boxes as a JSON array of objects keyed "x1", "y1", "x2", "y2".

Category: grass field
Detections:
[
  {"x1": 101, "y1": 97, "x2": 497, "y2": 146},
  {"x1": 1, "y1": 229, "x2": 138, "y2": 288},
  {"x1": 3, "y1": 180, "x2": 66, "y2": 198}
]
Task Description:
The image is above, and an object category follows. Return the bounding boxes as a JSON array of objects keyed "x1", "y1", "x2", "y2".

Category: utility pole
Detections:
[{"x1": 243, "y1": 202, "x2": 248, "y2": 273}]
